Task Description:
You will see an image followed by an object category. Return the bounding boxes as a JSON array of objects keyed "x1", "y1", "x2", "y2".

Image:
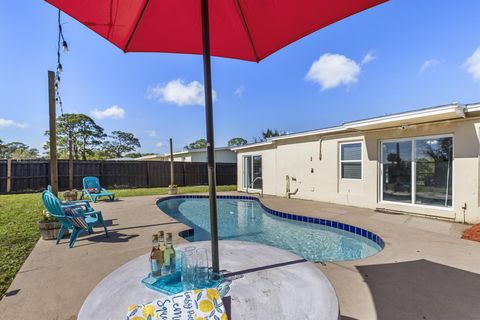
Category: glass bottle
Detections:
[
  {"x1": 158, "y1": 231, "x2": 166, "y2": 252},
  {"x1": 150, "y1": 234, "x2": 162, "y2": 278},
  {"x1": 158, "y1": 230, "x2": 166, "y2": 272},
  {"x1": 158, "y1": 231, "x2": 165, "y2": 247},
  {"x1": 162, "y1": 232, "x2": 176, "y2": 275}
]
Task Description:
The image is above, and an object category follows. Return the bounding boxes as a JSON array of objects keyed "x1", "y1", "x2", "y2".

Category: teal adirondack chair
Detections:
[
  {"x1": 41, "y1": 190, "x2": 109, "y2": 248},
  {"x1": 82, "y1": 176, "x2": 115, "y2": 203}
]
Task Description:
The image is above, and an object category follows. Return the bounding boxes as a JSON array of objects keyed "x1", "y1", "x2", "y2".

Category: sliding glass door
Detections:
[
  {"x1": 381, "y1": 136, "x2": 453, "y2": 208},
  {"x1": 415, "y1": 137, "x2": 453, "y2": 207},
  {"x1": 243, "y1": 155, "x2": 262, "y2": 189},
  {"x1": 382, "y1": 141, "x2": 412, "y2": 203}
]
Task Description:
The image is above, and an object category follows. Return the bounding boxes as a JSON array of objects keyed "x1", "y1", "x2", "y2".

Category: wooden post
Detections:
[
  {"x1": 169, "y1": 138, "x2": 174, "y2": 186},
  {"x1": 146, "y1": 161, "x2": 150, "y2": 187},
  {"x1": 6, "y1": 159, "x2": 12, "y2": 193},
  {"x1": 48, "y1": 71, "x2": 58, "y2": 196},
  {"x1": 68, "y1": 135, "x2": 73, "y2": 190},
  {"x1": 100, "y1": 161, "x2": 106, "y2": 185}
]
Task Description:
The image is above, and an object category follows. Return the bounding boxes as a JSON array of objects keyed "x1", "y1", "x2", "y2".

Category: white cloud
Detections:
[
  {"x1": 147, "y1": 79, "x2": 217, "y2": 106},
  {"x1": 156, "y1": 142, "x2": 164, "y2": 148},
  {"x1": 0, "y1": 118, "x2": 26, "y2": 128},
  {"x1": 419, "y1": 59, "x2": 440, "y2": 74},
  {"x1": 361, "y1": 51, "x2": 377, "y2": 64},
  {"x1": 148, "y1": 130, "x2": 157, "y2": 137},
  {"x1": 305, "y1": 53, "x2": 361, "y2": 90},
  {"x1": 91, "y1": 105, "x2": 125, "y2": 119},
  {"x1": 464, "y1": 47, "x2": 480, "y2": 82},
  {"x1": 234, "y1": 85, "x2": 245, "y2": 98}
]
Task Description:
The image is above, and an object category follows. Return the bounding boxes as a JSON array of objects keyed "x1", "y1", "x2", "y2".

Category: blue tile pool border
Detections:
[{"x1": 157, "y1": 195, "x2": 385, "y2": 249}]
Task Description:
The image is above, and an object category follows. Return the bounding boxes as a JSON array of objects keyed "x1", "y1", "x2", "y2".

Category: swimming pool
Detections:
[{"x1": 157, "y1": 195, "x2": 384, "y2": 262}]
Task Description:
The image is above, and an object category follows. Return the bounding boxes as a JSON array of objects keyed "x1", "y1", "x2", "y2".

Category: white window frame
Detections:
[
  {"x1": 379, "y1": 134, "x2": 454, "y2": 210},
  {"x1": 242, "y1": 154, "x2": 262, "y2": 191},
  {"x1": 339, "y1": 141, "x2": 363, "y2": 180}
]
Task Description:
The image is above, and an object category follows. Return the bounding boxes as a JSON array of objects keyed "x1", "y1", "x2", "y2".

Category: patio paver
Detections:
[{"x1": 1, "y1": 192, "x2": 479, "y2": 320}]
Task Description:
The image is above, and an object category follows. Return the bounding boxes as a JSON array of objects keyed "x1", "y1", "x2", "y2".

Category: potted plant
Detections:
[
  {"x1": 168, "y1": 184, "x2": 178, "y2": 195},
  {"x1": 63, "y1": 189, "x2": 78, "y2": 202},
  {"x1": 37, "y1": 210, "x2": 64, "y2": 240}
]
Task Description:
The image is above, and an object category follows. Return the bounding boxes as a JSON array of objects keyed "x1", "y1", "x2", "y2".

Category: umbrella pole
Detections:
[{"x1": 201, "y1": 0, "x2": 220, "y2": 274}]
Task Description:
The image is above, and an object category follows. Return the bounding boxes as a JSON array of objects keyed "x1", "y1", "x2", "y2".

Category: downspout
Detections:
[
  {"x1": 319, "y1": 137, "x2": 323, "y2": 160},
  {"x1": 286, "y1": 175, "x2": 299, "y2": 198},
  {"x1": 287, "y1": 188, "x2": 299, "y2": 199}
]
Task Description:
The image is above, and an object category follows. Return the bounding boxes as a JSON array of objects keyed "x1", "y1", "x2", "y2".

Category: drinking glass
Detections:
[
  {"x1": 195, "y1": 248, "x2": 209, "y2": 288},
  {"x1": 183, "y1": 246, "x2": 196, "y2": 253},
  {"x1": 181, "y1": 249, "x2": 195, "y2": 290}
]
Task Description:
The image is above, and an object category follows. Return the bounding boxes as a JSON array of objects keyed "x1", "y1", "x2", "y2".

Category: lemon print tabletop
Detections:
[{"x1": 126, "y1": 288, "x2": 227, "y2": 320}]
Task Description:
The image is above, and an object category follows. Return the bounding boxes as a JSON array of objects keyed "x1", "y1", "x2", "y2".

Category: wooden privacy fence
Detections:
[{"x1": 0, "y1": 160, "x2": 237, "y2": 194}]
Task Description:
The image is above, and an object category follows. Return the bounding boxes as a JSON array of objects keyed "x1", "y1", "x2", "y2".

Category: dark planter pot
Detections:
[{"x1": 38, "y1": 221, "x2": 65, "y2": 240}]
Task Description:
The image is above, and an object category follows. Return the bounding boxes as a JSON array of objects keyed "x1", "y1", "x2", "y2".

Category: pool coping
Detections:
[{"x1": 156, "y1": 194, "x2": 385, "y2": 250}]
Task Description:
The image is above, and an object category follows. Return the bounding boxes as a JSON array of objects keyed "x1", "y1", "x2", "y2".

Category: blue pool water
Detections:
[{"x1": 158, "y1": 197, "x2": 382, "y2": 262}]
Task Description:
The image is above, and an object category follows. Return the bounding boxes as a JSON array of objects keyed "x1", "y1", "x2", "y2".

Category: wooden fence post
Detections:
[
  {"x1": 182, "y1": 162, "x2": 187, "y2": 186},
  {"x1": 68, "y1": 136, "x2": 74, "y2": 190},
  {"x1": 169, "y1": 138, "x2": 174, "y2": 186},
  {"x1": 146, "y1": 161, "x2": 150, "y2": 187},
  {"x1": 100, "y1": 161, "x2": 105, "y2": 185},
  {"x1": 6, "y1": 159, "x2": 12, "y2": 193},
  {"x1": 48, "y1": 70, "x2": 58, "y2": 196}
]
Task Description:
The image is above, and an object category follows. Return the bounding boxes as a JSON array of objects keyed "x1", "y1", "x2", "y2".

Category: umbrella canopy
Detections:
[
  {"x1": 45, "y1": 0, "x2": 386, "y2": 61},
  {"x1": 45, "y1": 0, "x2": 387, "y2": 274}
]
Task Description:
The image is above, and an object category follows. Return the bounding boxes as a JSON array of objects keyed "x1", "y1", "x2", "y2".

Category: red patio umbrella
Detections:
[{"x1": 45, "y1": 0, "x2": 387, "y2": 273}]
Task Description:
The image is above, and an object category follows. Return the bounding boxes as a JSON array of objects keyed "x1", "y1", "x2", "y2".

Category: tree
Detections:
[
  {"x1": 10, "y1": 147, "x2": 40, "y2": 160},
  {"x1": 228, "y1": 137, "x2": 248, "y2": 147},
  {"x1": 254, "y1": 128, "x2": 286, "y2": 142},
  {"x1": 44, "y1": 113, "x2": 105, "y2": 160},
  {"x1": 124, "y1": 152, "x2": 155, "y2": 158},
  {"x1": 0, "y1": 141, "x2": 39, "y2": 159},
  {"x1": 185, "y1": 138, "x2": 207, "y2": 150},
  {"x1": 71, "y1": 114, "x2": 105, "y2": 160},
  {"x1": 103, "y1": 131, "x2": 141, "y2": 158}
]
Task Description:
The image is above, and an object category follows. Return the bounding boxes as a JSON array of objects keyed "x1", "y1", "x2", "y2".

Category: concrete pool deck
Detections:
[{"x1": 1, "y1": 192, "x2": 480, "y2": 320}]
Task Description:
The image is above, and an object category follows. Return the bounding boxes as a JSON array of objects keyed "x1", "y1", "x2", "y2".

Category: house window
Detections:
[
  {"x1": 340, "y1": 142, "x2": 362, "y2": 179},
  {"x1": 381, "y1": 135, "x2": 453, "y2": 208}
]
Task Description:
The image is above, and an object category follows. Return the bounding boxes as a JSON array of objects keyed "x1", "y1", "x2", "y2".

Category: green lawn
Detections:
[{"x1": 0, "y1": 185, "x2": 236, "y2": 297}]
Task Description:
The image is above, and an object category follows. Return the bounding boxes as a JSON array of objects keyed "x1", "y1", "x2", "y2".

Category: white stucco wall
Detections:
[{"x1": 236, "y1": 118, "x2": 480, "y2": 224}]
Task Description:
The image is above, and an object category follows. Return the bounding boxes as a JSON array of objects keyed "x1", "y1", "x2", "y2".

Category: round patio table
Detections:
[{"x1": 78, "y1": 241, "x2": 339, "y2": 320}]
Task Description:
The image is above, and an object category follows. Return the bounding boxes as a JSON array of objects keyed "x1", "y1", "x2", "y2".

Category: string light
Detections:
[
  {"x1": 62, "y1": 40, "x2": 69, "y2": 53},
  {"x1": 55, "y1": 9, "x2": 68, "y2": 115}
]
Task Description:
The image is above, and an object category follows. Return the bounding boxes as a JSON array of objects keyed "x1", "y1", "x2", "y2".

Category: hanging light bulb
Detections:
[
  {"x1": 62, "y1": 40, "x2": 69, "y2": 53},
  {"x1": 57, "y1": 63, "x2": 63, "y2": 73}
]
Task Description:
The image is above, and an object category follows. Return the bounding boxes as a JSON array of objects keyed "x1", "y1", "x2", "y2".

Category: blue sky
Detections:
[{"x1": 1, "y1": 1, "x2": 480, "y2": 154}]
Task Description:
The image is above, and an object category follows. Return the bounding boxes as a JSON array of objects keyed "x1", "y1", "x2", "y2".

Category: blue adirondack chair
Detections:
[
  {"x1": 41, "y1": 190, "x2": 109, "y2": 248},
  {"x1": 81, "y1": 176, "x2": 115, "y2": 203}
]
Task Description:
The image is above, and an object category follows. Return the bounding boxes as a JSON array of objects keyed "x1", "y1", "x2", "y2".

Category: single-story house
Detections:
[
  {"x1": 232, "y1": 102, "x2": 480, "y2": 224},
  {"x1": 137, "y1": 146, "x2": 237, "y2": 163}
]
